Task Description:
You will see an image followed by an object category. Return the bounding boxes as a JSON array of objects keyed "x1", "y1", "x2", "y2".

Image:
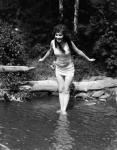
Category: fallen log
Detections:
[
  {"x1": 20, "y1": 80, "x2": 58, "y2": 92},
  {"x1": 0, "y1": 65, "x2": 35, "y2": 72},
  {"x1": 19, "y1": 78, "x2": 117, "y2": 92},
  {"x1": 73, "y1": 78, "x2": 117, "y2": 91}
]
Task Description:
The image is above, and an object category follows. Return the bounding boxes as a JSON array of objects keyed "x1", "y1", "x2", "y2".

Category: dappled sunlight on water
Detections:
[{"x1": 0, "y1": 95, "x2": 117, "y2": 149}]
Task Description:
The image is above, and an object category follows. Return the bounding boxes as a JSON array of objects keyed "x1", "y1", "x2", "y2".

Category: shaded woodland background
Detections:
[
  {"x1": 0, "y1": 0, "x2": 116, "y2": 100},
  {"x1": 0, "y1": 0, "x2": 117, "y2": 84}
]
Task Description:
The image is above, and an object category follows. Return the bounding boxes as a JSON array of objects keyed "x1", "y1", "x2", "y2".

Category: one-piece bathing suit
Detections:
[{"x1": 51, "y1": 40, "x2": 75, "y2": 76}]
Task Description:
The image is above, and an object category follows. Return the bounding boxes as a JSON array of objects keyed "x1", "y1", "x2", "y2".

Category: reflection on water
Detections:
[
  {"x1": 52, "y1": 114, "x2": 75, "y2": 150},
  {"x1": 0, "y1": 143, "x2": 10, "y2": 150},
  {"x1": 0, "y1": 95, "x2": 117, "y2": 149}
]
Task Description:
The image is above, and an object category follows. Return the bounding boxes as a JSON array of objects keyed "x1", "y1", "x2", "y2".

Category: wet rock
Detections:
[
  {"x1": 0, "y1": 143, "x2": 10, "y2": 150},
  {"x1": 99, "y1": 98, "x2": 106, "y2": 102},
  {"x1": 114, "y1": 88, "x2": 117, "y2": 101},
  {"x1": 106, "y1": 90, "x2": 117, "y2": 109},
  {"x1": 100, "y1": 93, "x2": 110, "y2": 99},
  {"x1": 3, "y1": 93, "x2": 11, "y2": 102},
  {"x1": 92, "y1": 90, "x2": 104, "y2": 98},
  {"x1": 75, "y1": 92, "x2": 88, "y2": 99}
]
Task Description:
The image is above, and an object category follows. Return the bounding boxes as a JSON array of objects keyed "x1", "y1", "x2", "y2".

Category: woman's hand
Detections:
[
  {"x1": 50, "y1": 61, "x2": 56, "y2": 70},
  {"x1": 38, "y1": 58, "x2": 44, "y2": 62},
  {"x1": 88, "y1": 58, "x2": 95, "y2": 62}
]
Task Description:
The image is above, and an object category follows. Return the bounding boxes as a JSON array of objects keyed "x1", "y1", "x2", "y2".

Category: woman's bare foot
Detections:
[{"x1": 61, "y1": 110, "x2": 67, "y2": 115}]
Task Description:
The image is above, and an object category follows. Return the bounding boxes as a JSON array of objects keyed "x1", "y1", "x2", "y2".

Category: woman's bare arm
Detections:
[
  {"x1": 38, "y1": 42, "x2": 53, "y2": 62},
  {"x1": 71, "y1": 41, "x2": 95, "y2": 62}
]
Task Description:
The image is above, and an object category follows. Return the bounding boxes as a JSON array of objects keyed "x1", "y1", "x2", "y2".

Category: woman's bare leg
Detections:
[
  {"x1": 62, "y1": 74, "x2": 74, "y2": 115},
  {"x1": 56, "y1": 74, "x2": 65, "y2": 113}
]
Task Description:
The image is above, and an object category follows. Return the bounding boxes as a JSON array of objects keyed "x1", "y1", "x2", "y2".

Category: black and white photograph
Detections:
[{"x1": 0, "y1": 0, "x2": 117, "y2": 149}]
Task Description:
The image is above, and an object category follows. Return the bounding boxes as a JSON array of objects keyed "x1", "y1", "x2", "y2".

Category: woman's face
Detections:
[{"x1": 55, "y1": 32, "x2": 63, "y2": 43}]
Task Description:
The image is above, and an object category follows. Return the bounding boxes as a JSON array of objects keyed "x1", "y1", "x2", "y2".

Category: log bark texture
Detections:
[
  {"x1": 0, "y1": 65, "x2": 35, "y2": 72},
  {"x1": 20, "y1": 78, "x2": 117, "y2": 92}
]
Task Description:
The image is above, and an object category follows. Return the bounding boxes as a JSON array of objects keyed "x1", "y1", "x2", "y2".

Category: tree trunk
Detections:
[
  {"x1": 0, "y1": 65, "x2": 35, "y2": 72},
  {"x1": 59, "y1": 0, "x2": 63, "y2": 22},
  {"x1": 74, "y1": 0, "x2": 79, "y2": 34},
  {"x1": 19, "y1": 78, "x2": 117, "y2": 92}
]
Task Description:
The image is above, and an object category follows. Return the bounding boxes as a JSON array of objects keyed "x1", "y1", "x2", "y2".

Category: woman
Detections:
[{"x1": 38, "y1": 24, "x2": 95, "y2": 115}]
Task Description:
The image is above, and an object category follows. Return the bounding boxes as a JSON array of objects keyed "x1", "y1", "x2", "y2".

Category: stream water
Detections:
[{"x1": 0, "y1": 95, "x2": 117, "y2": 150}]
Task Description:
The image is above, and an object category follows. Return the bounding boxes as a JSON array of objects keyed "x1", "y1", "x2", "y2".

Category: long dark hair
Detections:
[{"x1": 53, "y1": 24, "x2": 73, "y2": 54}]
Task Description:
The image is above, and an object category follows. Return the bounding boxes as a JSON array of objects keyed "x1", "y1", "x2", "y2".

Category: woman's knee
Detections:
[
  {"x1": 63, "y1": 88, "x2": 70, "y2": 94},
  {"x1": 63, "y1": 75, "x2": 73, "y2": 94},
  {"x1": 58, "y1": 86, "x2": 64, "y2": 93},
  {"x1": 58, "y1": 88, "x2": 70, "y2": 94},
  {"x1": 56, "y1": 75, "x2": 64, "y2": 93}
]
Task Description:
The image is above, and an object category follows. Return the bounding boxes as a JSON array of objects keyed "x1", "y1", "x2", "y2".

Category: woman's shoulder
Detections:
[
  {"x1": 51, "y1": 39, "x2": 55, "y2": 44},
  {"x1": 50, "y1": 39, "x2": 55, "y2": 47}
]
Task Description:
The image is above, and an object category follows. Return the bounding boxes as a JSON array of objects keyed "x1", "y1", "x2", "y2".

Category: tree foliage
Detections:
[
  {"x1": 0, "y1": 0, "x2": 116, "y2": 76},
  {"x1": 0, "y1": 20, "x2": 29, "y2": 97},
  {"x1": 0, "y1": 20, "x2": 27, "y2": 65},
  {"x1": 87, "y1": 0, "x2": 117, "y2": 75}
]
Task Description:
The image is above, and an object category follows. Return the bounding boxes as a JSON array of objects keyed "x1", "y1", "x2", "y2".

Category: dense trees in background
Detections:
[
  {"x1": 0, "y1": 22, "x2": 27, "y2": 65},
  {"x1": 86, "y1": 0, "x2": 117, "y2": 75},
  {"x1": 0, "y1": 0, "x2": 116, "y2": 76}
]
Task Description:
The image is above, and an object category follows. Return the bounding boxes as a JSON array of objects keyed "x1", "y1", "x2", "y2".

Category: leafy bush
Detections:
[
  {"x1": 85, "y1": 0, "x2": 117, "y2": 76},
  {"x1": 93, "y1": 29, "x2": 117, "y2": 75},
  {"x1": 0, "y1": 21, "x2": 27, "y2": 65},
  {"x1": 0, "y1": 20, "x2": 30, "y2": 101},
  {"x1": 28, "y1": 43, "x2": 49, "y2": 59}
]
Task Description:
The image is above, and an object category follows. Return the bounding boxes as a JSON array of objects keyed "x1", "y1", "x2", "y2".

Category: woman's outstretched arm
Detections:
[
  {"x1": 38, "y1": 42, "x2": 53, "y2": 62},
  {"x1": 71, "y1": 41, "x2": 95, "y2": 62}
]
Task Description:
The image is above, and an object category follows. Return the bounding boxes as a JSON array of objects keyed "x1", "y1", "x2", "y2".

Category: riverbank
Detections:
[
  {"x1": 27, "y1": 56, "x2": 106, "y2": 81},
  {"x1": 0, "y1": 57, "x2": 116, "y2": 104}
]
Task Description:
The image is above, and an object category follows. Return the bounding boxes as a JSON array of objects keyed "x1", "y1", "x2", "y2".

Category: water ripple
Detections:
[{"x1": 51, "y1": 114, "x2": 75, "y2": 150}]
